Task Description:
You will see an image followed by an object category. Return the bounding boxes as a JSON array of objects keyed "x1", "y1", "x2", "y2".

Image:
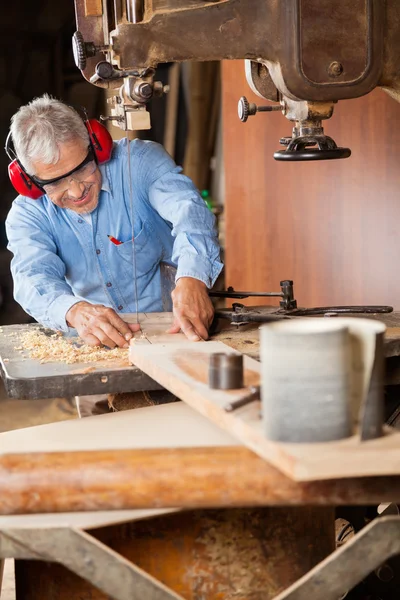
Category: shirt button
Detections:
[
  {"x1": 78, "y1": 219, "x2": 83, "y2": 223},
  {"x1": 106, "y1": 282, "x2": 112, "y2": 287},
  {"x1": 96, "y1": 249, "x2": 101, "y2": 255},
  {"x1": 118, "y1": 305, "x2": 123, "y2": 310}
]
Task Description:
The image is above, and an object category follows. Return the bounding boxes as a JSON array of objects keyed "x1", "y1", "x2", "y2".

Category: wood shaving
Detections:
[{"x1": 16, "y1": 330, "x2": 128, "y2": 365}]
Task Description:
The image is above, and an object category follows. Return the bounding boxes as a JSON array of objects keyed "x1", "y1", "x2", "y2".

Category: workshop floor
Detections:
[{"x1": 0, "y1": 381, "x2": 77, "y2": 599}]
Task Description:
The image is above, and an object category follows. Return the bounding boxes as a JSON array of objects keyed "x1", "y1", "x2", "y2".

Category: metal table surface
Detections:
[
  {"x1": 2, "y1": 312, "x2": 400, "y2": 399},
  {"x1": 0, "y1": 320, "x2": 254, "y2": 400},
  {"x1": 0, "y1": 323, "x2": 162, "y2": 399}
]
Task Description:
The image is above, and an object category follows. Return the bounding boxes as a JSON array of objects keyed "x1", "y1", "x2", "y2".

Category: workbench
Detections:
[
  {"x1": 1, "y1": 402, "x2": 400, "y2": 600},
  {"x1": 1, "y1": 312, "x2": 400, "y2": 599},
  {"x1": 2, "y1": 311, "x2": 400, "y2": 399}
]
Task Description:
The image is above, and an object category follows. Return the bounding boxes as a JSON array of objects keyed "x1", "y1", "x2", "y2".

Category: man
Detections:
[
  {"x1": 6, "y1": 95, "x2": 223, "y2": 348},
  {"x1": 5, "y1": 95, "x2": 223, "y2": 416}
]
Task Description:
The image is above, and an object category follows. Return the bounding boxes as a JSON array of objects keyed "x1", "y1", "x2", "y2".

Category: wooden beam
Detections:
[
  {"x1": 1, "y1": 446, "x2": 400, "y2": 515},
  {"x1": 163, "y1": 63, "x2": 180, "y2": 158}
]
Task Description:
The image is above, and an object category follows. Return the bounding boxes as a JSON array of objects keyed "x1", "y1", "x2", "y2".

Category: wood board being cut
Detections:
[{"x1": 130, "y1": 337, "x2": 400, "y2": 482}]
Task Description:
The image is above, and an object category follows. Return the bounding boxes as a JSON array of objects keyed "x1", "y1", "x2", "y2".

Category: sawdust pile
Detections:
[{"x1": 17, "y1": 329, "x2": 128, "y2": 365}]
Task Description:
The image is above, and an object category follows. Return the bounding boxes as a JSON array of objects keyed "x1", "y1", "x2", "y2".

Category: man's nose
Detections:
[{"x1": 67, "y1": 179, "x2": 86, "y2": 199}]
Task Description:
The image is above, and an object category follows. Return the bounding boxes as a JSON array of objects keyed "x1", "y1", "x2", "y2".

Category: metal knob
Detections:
[
  {"x1": 72, "y1": 31, "x2": 108, "y2": 71},
  {"x1": 95, "y1": 61, "x2": 115, "y2": 80},
  {"x1": 238, "y1": 96, "x2": 281, "y2": 123}
]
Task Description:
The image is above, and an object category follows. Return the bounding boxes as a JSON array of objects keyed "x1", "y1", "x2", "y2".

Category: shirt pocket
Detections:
[{"x1": 114, "y1": 220, "x2": 163, "y2": 278}]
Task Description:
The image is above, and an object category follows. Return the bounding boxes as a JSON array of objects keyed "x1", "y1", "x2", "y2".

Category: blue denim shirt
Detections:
[{"x1": 6, "y1": 138, "x2": 223, "y2": 331}]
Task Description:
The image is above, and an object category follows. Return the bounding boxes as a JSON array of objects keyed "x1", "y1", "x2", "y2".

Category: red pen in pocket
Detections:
[{"x1": 108, "y1": 235, "x2": 123, "y2": 246}]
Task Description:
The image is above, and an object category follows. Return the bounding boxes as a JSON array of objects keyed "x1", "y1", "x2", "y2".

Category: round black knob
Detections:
[
  {"x1": 95, "y1": 61, "x2": 114, "y2": 80},
  {"x1": 72, "y1": 31, "x2": 97, "y2": 71}
]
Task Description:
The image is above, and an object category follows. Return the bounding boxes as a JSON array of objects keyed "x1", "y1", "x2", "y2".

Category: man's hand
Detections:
[
  {"x1": 168, "y1": 277, "x2": 214, "y2": 341},
  {"x1": 66, "y1": 302, "x2": 140, "y2": 348}
]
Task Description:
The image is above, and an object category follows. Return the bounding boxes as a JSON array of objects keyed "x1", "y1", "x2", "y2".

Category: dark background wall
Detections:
[
  {"x1": 222, "y1": 60, "x2": 400, "y2": 311},
  {"x1": 0, "y1": 0, "x2": 103, "y2": 324}
]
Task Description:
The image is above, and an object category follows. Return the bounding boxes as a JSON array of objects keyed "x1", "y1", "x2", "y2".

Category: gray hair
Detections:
[{"x1": 10, "y1": 94, "x2": 90, "y2": 175}]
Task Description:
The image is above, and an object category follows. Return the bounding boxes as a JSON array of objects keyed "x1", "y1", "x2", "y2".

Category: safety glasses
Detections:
[{"x1": 33, "y1": 148, "x2": 97, "y2": 195}]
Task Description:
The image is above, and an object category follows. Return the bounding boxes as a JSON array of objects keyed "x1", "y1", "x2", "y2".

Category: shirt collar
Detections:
[{"x1": 99, "y1": 163, "x2": 111, "y2": 194}]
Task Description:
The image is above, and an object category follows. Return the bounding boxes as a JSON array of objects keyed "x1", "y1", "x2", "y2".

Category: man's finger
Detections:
[
  {"x1": 106, "y1": 309, "x2": 135, "y2": 341},
  {"x1": 92, "y1": 327, "x2": 121, "y2": 349},
  {"x1": 80, "y1": 332, "x2": 102, "y2": 347},
  {"x1": 189, "y1": 317, "x2": 209, "y2": 341},
  {"x1": 168, "y1": 319, "x2": 182, "y2": 334},
  {"x1": 128, "y1": 323, "x2": 141, "y2": 333},
  {"x1": 100, "y1": 322, "x2": 130, "y2": 348},
  {"x1": 177, "y1": 316, "x2": 202, "y2": 342}
]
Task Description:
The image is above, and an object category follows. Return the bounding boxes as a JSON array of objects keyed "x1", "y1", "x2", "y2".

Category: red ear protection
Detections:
[
  {"x1": 85, "y1": 118, "x2": 113, "y2": 164},
  {"x1": 7, "y1": 152, "x2": 44, "y2": 200},
  {"x1": 5, "y1": 109, "x2": 113, "y2": 200}
]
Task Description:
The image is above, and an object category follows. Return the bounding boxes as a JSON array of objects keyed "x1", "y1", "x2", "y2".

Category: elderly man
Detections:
[{"x1": 6, "y1": 95, "x2": 223, "y2": 350}]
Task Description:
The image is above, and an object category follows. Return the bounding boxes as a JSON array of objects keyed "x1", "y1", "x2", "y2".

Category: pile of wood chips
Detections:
[{"x1": 17, "y1": 329, "x2": 128, "y2": 365}]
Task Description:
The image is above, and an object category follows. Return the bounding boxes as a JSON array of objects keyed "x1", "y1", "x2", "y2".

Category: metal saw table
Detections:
[{"x1": 2, "y1": 312, "x2": 400, "y2": 399}]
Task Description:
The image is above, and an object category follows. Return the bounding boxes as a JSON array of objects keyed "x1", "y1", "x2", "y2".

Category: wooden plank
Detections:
[
  {"x1": 0, "y1": 402, "x2": 234, "y2": 454},
  {"x1": 130, "y1": 340, "x2": 400, "y2": 482},
  {"x1": 2, "y1": 406, "x2": 400, "y2": 513},
  {"x1": 1, "y1": 402, "x2": 400, "y2": 514},
  {"x1": 0, "y1": 509, "x2": 175, "y2": 530},
  {"x1": 133, "y1": 312, "x2": 188, "y2": 345}
]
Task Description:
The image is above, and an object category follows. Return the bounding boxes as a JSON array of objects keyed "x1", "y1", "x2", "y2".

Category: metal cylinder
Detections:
[
  {"x1": 209, "y1": 353, "x2": 244, "y2": 390},
  {"x1": 280, "y1": 279, "x2": 297, "y2": 309},
  {"x1": 260, "y1": 318, "x2": 386, "y2": 443},
  {"x1": 260, "y1": 319, "x2": 353, "y2": 443},
  {"x1": 127, "y1": 0, "x2": 144, "y2": 23}
]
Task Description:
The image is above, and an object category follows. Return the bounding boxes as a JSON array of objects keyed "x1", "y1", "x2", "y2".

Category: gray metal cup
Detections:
[
  {"x1": 260, "y1": 320, "x2": 353, "y2": 443},
  {"x1": 260, "y1": 318, "x2": 386, "y2": 443}
]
